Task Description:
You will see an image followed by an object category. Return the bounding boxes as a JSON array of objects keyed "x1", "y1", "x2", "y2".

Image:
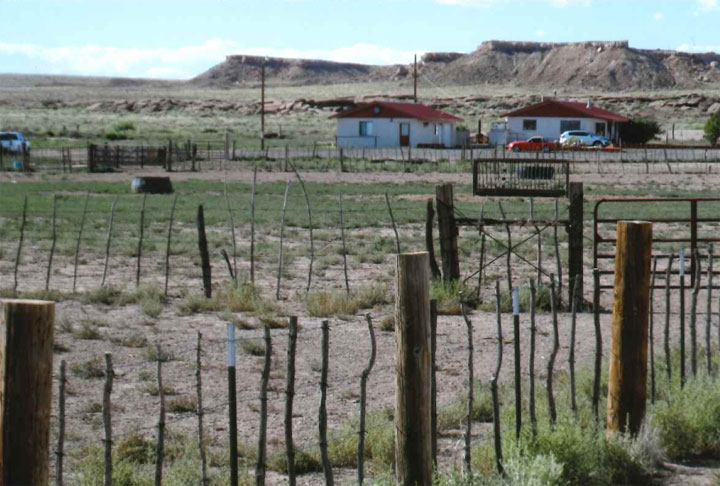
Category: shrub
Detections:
[
  {"x1": 137, "y1": 284, "x2": 166, "y2": 318},
  {"x1": 267, "y1": 448, "x2": 322, "y2": 474},
  {"x1": 619, "y1": 118, "x2": 661, "y2": 144},
  {"x1": 654, "y1": 375, "x2": 720, "y2": 459},
  {"x1": 71, "y1": 358, "x2": 105, "y2": 379},
  {"x1": 431, "y1": 279, "x2": 467, "y2": 315},
  {"x1": 305, "y1": 291, "x2": 360, "y2": 317},
  {"x1": 72, "y1": 320, "x2": 103, "y2": 340},
  {"x1": 706, "y1": 111, "x2": 720, "y2": 146},
  {"x1": 241, "y1": 339, "x2": 266, "y2": 356},
  {"x1": 167, "y1": 397, "x2": 197, "y2": 413}
]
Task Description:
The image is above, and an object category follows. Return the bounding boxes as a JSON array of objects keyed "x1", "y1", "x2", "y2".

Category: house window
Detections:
[
  {"x1": 522, "y1": 119, "x2": 537, "y2": 131},
  {"x1": 434, "y1": 124, "x2": 439, "y2": 136},
  {"x1": 359, "y1": 121, "x2": 374, "y2": 137},
  {"x1": 560, "y1": 120, "x2": 581, "y2": 133}
]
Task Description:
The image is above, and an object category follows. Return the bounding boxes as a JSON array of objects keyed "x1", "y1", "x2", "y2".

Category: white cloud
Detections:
[
  {"x1": 653, "y1": 12, "x2": 663, "y2": 20},
  {"x1": 536, "y1": 30, "x2": 546, "y2": 37},
  {"x1": 697, "y1": 0, "x2": 718, "y2": 10},
  {"x1": 0, "y1": 40, "x2": 423, "y2": 78},
  {"x1": 677, "y1": 43, "x2": 720, "y2": 53}
]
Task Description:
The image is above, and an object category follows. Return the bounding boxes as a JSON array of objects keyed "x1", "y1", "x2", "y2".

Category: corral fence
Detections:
[{"x1": 3, "y1": 140, "x2": 720, "y2": 173}]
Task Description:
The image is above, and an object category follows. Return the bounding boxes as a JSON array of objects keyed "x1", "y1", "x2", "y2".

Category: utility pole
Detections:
[
  {"x1": 413, "y1": 54, "x2": 418, "y2": 103},
  {"x1": 261, "y1": 60, "x2": 266, "y2": 150}
]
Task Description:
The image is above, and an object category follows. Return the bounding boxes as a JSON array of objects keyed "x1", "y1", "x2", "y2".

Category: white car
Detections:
[
  {"x1": 559, "y1": 130, "x2": 610, "y2": 147},
  {"x1": 0, "y1": 131, "x2": 30, "y2": 153}
]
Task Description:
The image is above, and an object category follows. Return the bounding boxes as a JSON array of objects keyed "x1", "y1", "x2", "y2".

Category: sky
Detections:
[{"x1": 1, "y1": 0, "x2": 719, "y2": 80}]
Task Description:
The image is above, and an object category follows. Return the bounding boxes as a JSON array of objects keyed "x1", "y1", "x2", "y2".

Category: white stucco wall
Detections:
[
  {"x1": 502, "y1": 116, "x2": 614, "y2": 144},
  {"x1": 336, "y1": 118, "x2": 456, "y2": 148}
]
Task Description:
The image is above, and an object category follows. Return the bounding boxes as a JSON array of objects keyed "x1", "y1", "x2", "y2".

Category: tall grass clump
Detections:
[{"x1": 654, "y1": 374, "x2": 720, "y2": 459}]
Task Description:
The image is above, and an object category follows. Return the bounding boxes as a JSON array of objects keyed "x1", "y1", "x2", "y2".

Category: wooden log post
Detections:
[
  {"x1": 435, "y1": 184, "x2": 460, "y2": 281},
  {"x1": 197, "y1": 205, "x2": 212, "y2": 298},
  {"x1": 606, "y1": 221, "x2": 653, "y2": 436},
  {"x1": 1, "y1": 299, "x2": 55, "y2": 486},
  {"x1": 394, "y1": 252, "x2": 432, "y2": 486},
  {"x1": 567, "y1": 182, "x2": 584, "y2": 308}
]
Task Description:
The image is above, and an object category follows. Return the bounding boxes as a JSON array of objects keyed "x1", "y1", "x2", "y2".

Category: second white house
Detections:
[
  {"x1": 488, "y1": 99, "x2": 629, "y2": 146},
  {"x1": 333, "y1": 101, "x2": 464, "y2": 148}
]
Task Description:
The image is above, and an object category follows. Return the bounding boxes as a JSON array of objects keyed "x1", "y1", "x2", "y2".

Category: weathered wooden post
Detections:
[
  {"x1": 1, "y1": 299, "x2": 55, "y2": 486},
  {"x1": 568, "y1": 182, "x2": 584, "y2": 307},
  {"x1": 395, "y1": 252, "x2": 432, "y2": 486},
  {"x1": 197, "y1": 205, "x2": 212, "y2": 298},
  {"x1": 606, "y1": 221, "x2": 653, "y2": 436},
  {"x1": 435, "y1": 184, "x2": 460, "y2": 281}
]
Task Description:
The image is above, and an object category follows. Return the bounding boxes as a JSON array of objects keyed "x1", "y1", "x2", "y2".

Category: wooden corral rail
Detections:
[{"x1": 472, "y1": 158, "x2": 570, "y2": 197}]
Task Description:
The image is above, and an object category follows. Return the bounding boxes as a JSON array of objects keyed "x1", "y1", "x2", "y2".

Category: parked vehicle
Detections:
[
  {"x1": 506, "y1": 136, "x2": 559, "y2": 153},
  {"x1": 559, "y1": 130, "x2": 610, "y2": 147},
  {"x1": 0, "y1": 131, "x2": 30, "y2": 153}
]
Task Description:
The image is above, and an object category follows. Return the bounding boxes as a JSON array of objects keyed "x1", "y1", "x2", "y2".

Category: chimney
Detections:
[{"x1": 587, "y1": 99, "x2": 592, "y2": 109}]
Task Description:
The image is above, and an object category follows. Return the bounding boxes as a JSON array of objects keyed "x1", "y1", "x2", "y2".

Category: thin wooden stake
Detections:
[
  {"x1": 665, "y1": 255, "x2": 674, "y2": 383},
  {"x1": 358, "y1": 314, "x2": 377, "y2": 486},
  {"x1": 224, "y1": 182, "x2": 238, "y2": 280},
  {"x1": 339, "y1": 195, "x2": 350, "y2": 294},
  {"x1": 491, "y1": 281, "x2": 504, "y2": 476},
  {"x1": 196, "y1": 332, "x2": 208, "y2": 486},
  {"x1": 650, "y1": 256, "x2": 658, "y2": 404},
  {"x1": 460, "y1": 297, "x2": 474, "y2": 474},
  {"x1": 276, "y1": 181, "x2": 291, "y2": 300},
  {"x1": 56, "y1": 360, "x2": 67, "y2": 486},
  {"x1": 164, "y1": 195, "x2": 178, "y2": 296},
  {"x1": 256, "y1": 325, "x2": 271, "y2": 486},
  {"x1": 319, "y1": 320, "x2": 334, "y2": 486},
  {"x1": 553, "y1": 199, "x2": 562, "y2": 306},
  {"x1": 430, "y1": 300, "x2": 438, "y2": 468},
  {"x1": 593, "y1": 268, "x2": 603, "y2": 423},
  {"x1": 498, "y1": 202, "x2": 512, "y2": 293},
  {"x1": 548, "y1": 274, "x2": 559, "y2": 428},
  {"x1": 385, "y1": 192, "x2": 401, "y2": 254},
  {"x1": 13, "y1": 195, "x2": 28, "y2": 293},
  {"x1": 103, "y1": 353, "x2": 114, "y2": 486},
  {"x1": 680, "y1": 249, "x2": 687, "y2": 388},
  {"x1": 250, "y1": 162, "x2": 258, "y2": 285},
  {"x1": 569, "y1": 277, "x2": 580, "y2": 415},
  {"x1": 288, "y1": 160, "x2": 314, "y2": 293},
  {"x1": 155, "y1": 344, "x2": 166, "y2": 486},
  {"x1": 426, "y1": 200, "x2": 441, "y2": 279},
  {"x1": 529, "y1": 279, "x2": 538, "y2": 438},
  {"x1": 136, "y1": 194, "x2": 147, "y2": 288},
  {"x1": 46, "y1": 195, "x2": 58, "y2": 291},
  {"x1": 72, "y1": 193, "x2": 90, "y2": 292},
  {"x1": 511, "y1": 287, "x2": 522, "y2": 439},
  {"x1": 285, "y1": 318, "x2": 298, "y2": 486},
  {"x1": 691, "y1": 250, "x2": 702, "y2": 377},
  {"x1": 706, "y1": 248, "x2": 714, "y2": 375},
  {"x1": 101, "y1": 196, "x2": 119, "y2": 288}
]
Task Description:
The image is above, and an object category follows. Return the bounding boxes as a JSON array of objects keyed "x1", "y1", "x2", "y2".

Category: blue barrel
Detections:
[{"x1": 12, "y1": 161, "x2": 23, "y2": 170}]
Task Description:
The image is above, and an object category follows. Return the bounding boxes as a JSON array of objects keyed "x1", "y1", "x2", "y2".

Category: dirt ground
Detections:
[{"x1": 3, "y1": 166, "x2": 720, "y2": 485}]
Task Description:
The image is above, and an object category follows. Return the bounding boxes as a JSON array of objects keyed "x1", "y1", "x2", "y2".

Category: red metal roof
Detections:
[
  {"x1": 331, "y1": 101, "x2": 464, "y2": 122},
  {"x1": 502, "y1": 99, "x2": 629, "y2": 123}
]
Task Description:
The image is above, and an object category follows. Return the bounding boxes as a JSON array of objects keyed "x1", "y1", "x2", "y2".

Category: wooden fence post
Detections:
[
  {"x1": 197, "y1": 205, "x2": 212, "y2": 298},
  {"x1": 285, "y1": 317, "x2": 298, "y2": 486},
  {"x1": 155, "y1": 345, "x2": 166, "y2": 486},
  {"x1": 395, "y1": 252, "x2": 432, "y2": 486},
  {"x1": 227, "y1": 324, "x2": 238, "y2": 486},
  {"x1": 358, "y1": 314, "x2": 377, "y2": 486},
  {"x1": 425, "y1": 200, "x2": 441, "y2": 279},
  {"x1": 435, "y1": 184, "x2": 460, "y2": 281},
  {"x1": 0, "y1": 299, "x2": 55, "y2": 486},
  {"x1": 430, "y1": 300, "x2": 438, "y2": 467},
  {"x1": 56, "y1": 360, "x2": 67, "y2": 486},
  {"x1": 568, "y1": 182, "x2": 584, "y2": 307},
  {"x1": 606, "y1": 221, "x2": 653, "y2": 436},
  {"x1": 318, "y1": 321, "x2": 333, "y2": 486},
  {"x1": 103, "y1": 353, "x2": 113, "y2": 486}
]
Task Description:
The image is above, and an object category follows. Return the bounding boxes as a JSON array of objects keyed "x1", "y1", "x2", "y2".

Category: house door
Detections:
[
  {"x1": 595, "y1": 122, "x2": 606, "y2": 136},
  {"x1": 399, "y1": 123, "x2": 410, "y2": 147}
]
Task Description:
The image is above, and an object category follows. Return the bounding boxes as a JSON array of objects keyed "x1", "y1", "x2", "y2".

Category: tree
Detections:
[
  {"x1": 619, "y1": 118, "x2": 661, "y2": 144},
  {"x1": 705, "y1": 111, "x2": 720, "y2": 146}
]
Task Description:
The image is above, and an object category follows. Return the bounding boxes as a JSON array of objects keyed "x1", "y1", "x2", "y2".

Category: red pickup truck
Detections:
[{"x1": 506, "y1": 136, "x2": 559, "y2": 153}]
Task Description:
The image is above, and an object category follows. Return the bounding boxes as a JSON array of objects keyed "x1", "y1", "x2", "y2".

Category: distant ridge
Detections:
[{"x1": 192, "y1": 41, "x2": 720, "y2": 91}]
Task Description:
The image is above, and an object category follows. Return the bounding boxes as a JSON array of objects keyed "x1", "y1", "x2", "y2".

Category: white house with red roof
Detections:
[
  {"x1": 332, "y1": 101, "x2": 464, "y2": 148},
  {"x1": 489, "y1": 99, "x2": 629, "y2": 146}
]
